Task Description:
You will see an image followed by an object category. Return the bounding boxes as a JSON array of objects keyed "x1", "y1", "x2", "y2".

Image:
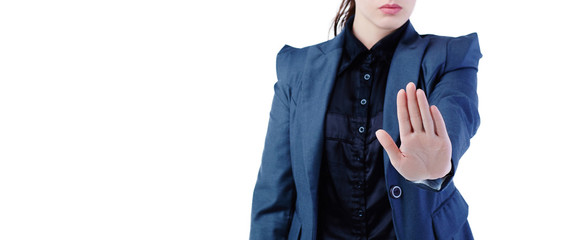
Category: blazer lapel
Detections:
[
  {"x1": 382, "y1": 22, "x2": 429, "y2": 170},
  {"x1": 299, "y1": 31, "x2": 345, "y2": 201}
]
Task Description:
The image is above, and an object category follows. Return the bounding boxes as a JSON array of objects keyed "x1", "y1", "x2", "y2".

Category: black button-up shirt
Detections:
[{"x1": 317, "y1": 16, "x2": 408, "y2": 239}]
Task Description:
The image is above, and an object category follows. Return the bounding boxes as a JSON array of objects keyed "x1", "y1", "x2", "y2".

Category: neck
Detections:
[{"x1": 351, "y1": 13, "x2": 395, "y2": 50}]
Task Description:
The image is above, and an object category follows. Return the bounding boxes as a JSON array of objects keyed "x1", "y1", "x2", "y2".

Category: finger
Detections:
[
  {"x1": 416, "y1": 89, "x2": 435, "y2": 134},
  {"x1": 406, "y1": 82, "x2": 423, "y2": 131},
  {"x1": 430, "y1": 105, "x2": 449, "y2": 137},
  {"x1": 376, "y1": 130, "x2": 402, "y2": 167},
  {"x1": 396, "y1": 89, "x2": 411, "y2": 135}
]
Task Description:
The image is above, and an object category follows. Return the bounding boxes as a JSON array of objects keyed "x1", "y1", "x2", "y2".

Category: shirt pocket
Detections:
[{"x1": 431, "y1": 189, "x2": 469, "y2": 239}]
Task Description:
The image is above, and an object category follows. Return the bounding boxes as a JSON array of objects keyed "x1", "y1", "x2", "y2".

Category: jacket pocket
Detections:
[
  {"x1": 288, "y1": 215, "x2": 302, "y2": 240},
  {"x1": 431, "y1": 189, "x2": 469, "y2": 239}
]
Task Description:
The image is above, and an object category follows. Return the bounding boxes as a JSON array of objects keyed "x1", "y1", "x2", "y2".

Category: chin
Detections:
[{"x1": 372, "y1": 16, "x2": 409, "y2": 31}]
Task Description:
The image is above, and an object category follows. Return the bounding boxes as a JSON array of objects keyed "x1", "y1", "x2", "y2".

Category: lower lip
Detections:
[{"x1": 380, "y1": 7, "x2": 402, "y2": 14}]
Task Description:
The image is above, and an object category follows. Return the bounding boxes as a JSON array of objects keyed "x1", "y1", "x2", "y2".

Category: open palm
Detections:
[{"x1": 376, "y1": 82, "x2": 452, "y2": 181}]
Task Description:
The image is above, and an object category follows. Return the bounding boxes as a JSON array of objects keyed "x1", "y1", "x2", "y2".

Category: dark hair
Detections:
[{"x1": 330, "y1": 0, "x2": 355, "y2": 37}]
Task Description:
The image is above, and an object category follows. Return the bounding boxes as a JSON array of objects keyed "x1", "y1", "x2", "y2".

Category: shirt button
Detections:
[
  {"x1": 390, "y1": 185, "x2": 402, "y2": 199},
  {"x1": 358, "y1": 126, "x2": 365, "y2": 133},
  {"x1": 363, "y1": 73, "x2": 371, "y2": 80},
  {"x1": 360, "y1": 99, "x2": 367, "y2": 105},
  {"x1": 356, "y1": 182, "x2": 363, "y2": 189},
  {"x1": 357, "y1": 209, "x2": 364, "y2": 217}
]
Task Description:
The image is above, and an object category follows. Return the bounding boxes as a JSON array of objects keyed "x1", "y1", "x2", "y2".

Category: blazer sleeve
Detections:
[
  {"x1": 250, "y1": 45, "x2": 297, "y2": 240},
  {"x1": 427, "y1": 33, "x2": 483, "y2": 191}
]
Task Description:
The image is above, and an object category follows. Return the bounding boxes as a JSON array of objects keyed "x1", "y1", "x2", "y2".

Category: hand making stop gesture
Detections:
[{"x1": 376, "y1": 82, "x2": 452, "y2": 181}]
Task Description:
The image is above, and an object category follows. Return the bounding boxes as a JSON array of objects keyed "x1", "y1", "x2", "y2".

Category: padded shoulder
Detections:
[
  {"x1": 275, "y1": 44, "x2": 307, "y2": 86},
  {"x1": 444, "y1": 33, "x2": 482, "y2": 72},
  {"x1": 275, "y1": 44, "x2": 298, "y2": 80},
  {"x1": 419, "y1": 33, "x2": 482, "y2": 82}
]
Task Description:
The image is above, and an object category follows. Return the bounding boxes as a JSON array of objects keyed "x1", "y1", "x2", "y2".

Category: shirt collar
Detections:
[{"x1": 338, "y1": 15, "x2": 409, "y2": 74}]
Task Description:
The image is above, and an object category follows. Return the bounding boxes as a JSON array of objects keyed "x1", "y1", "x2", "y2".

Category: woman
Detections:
[{"x1": 250, "y1": 0, "x2": 482, "y2": 239}]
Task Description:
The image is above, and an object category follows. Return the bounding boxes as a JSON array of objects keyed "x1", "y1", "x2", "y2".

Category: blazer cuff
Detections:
[
  {"x1": 412, "y1": 167, "x2": 454, "y2": 191},
  {"x1": 413, "y1": 177, "x2": 447, "y2": 191}
]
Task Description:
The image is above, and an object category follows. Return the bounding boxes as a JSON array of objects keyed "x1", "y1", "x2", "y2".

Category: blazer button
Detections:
[{"x1": 390, "y1": 185, "x2": 402, "y2": 199}]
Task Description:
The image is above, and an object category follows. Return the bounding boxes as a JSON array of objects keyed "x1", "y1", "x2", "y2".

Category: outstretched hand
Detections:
[{"x1": 375, "y1": 82, "x2": 452, "y2": 181}]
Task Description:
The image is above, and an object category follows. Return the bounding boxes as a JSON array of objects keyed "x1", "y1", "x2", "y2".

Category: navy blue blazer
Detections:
[{"x1": 250, "y1": 21, "x2": 482, "y2": 240}]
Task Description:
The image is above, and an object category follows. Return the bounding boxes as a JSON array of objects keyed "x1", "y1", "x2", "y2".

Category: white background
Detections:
[{"x1": 1, "y1": 0, "x2": 560, "y2": 239}]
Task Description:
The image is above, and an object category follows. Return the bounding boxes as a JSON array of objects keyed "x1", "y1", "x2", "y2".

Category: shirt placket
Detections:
[{"x1": 351, "y1": 52, "x2": 374, "y2": 239}]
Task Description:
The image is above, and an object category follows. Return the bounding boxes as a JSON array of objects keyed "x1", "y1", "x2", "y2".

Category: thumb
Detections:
[{"x1": 376, "y1": 129, "x2": 402, "y2": 168}]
